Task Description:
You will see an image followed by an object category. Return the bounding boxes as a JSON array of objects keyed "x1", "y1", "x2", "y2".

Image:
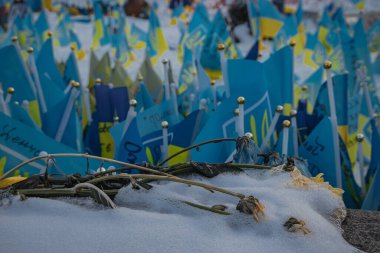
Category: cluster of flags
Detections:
[{"x1": 0, "y1": 0, "x2": 379, "y2": 211}]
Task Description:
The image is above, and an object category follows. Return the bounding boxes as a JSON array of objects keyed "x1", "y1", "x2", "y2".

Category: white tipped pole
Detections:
[
  {"x1": 199, "y1": 98, "x2": 208, "y2": 111},
  {"x1": 290, "y1": 109, "x2": 298, "y2": 156},
  {"x1": 122, "y1": 99, "x2": 137, "y2": 137},
  {"x1": 237, "y1": 97, "x2": 245, "y2": 137},
  {"x1": 234, "y1": 108, "x2": 239, "y2": 134},
  {"x1": 0, "y1": 88, "x2": 10, "y2": 116},
  {"x1": 21, "y1": 100, "x2": 30, "y2": 114},
  {"x1": 162, "y1": 58, "x2": 170, "y2": 101},
  {"x1": 5, "y1": 87, "x2": 15, "y2": 104},
  {"x1": 356, "y1": 133, "x2": 366, "y2": 198},
  {"x1": 217, "y1": 43, "x2": 230, "y2": 98},
  {"x1": 324, "y1": 60, "x2": 342, "y2": 188},
  {"x1": 27, "y1": 47, "x2": 47, "y2": 113},
  {"x1": 282, "y1": 120, "x2": 291, "y2": 156},
  {"x1": 55, "y1": 82, "x2": 80, "y2": 143},
  {"x1": 211, "y1": 80, "x2": 217, "y2": 111},
  {"x1": 261, "y1": 105, "x2": 284, "y2": 150},
  {"x1": 161, "y1": 121, "x2": 169, "y2": 167},
  {"x1": 64, "y1": 81, "x2": 74, "y2": 94}
]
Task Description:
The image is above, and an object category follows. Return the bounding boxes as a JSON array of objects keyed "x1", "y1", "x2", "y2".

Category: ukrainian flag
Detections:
[
  {"x1": 258, "y1": 0, "x2": 285, "y2": 40},
  {"x1": 146, "y1": 8, "x2": 168, "y2": 65},
  {"x1": 92, "y1": 2, "x2": 111, "y2": 49},
  {"x1": 351, "y1": 0, "x2": 365, "y2": 11}
]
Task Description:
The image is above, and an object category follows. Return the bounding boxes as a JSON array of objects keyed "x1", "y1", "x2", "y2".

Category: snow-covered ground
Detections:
[{"x1": 0, "y1": 168, "x2": 359, "y2": 253}]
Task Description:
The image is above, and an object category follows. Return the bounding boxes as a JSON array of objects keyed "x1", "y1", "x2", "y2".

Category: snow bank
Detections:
[{"x1": 0, "y1": 169, "x2": 359, "y2": 253}]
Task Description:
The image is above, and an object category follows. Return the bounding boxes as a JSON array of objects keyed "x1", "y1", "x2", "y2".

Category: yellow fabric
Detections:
[
  {"x1": 317, "y1": 26, "x2": 333, "y2": 54},
  {"x1": 99, "y1": 123, "x2": 115, "y2": 159},
  {"x1": 291, "y1": 23, "x2": 306, "y2": 57},
  {"x1": 250, "y1": 110, "x2": 270, "y2": 146},
  {"x1": 150, "y1": 27, "x2": 169, "y2": 65},
  {"x1": 0, "y1": 177, "x2": 27, "y2": 188},
  {"x1": 29, "y1": 100, "x2": 42, "y2": 128},
  {"x1": 338, "y1": 125, "x2": 348, "y2": 144},
  {"x1": 261, "y1": 110, "x2": 269, "y2": 142},
  {"x1": 260, "y1": 18, "x2": 283, "y2": 39},
  {"x1": 303, "y1": 49, "x2": 318, "y2": 69},
  {"x1": 356, "y1": 2, "x2": 365, "y2": 11},
  {"x1": 178, "y1": 84, "x2": 188, "y2": 95},
  {"x1": 0, "y1": 156, "x2": 6, "y2": 176},
  {"x1": 92, "y1": 20, "x2": 103, "y2": 49},
  {"x1": 146, "y1": 147, "x2": 154, "y2": 165},
  {"x1": 347, "y1": 133, "x2": 358, "y2": 170},
  {"x1": 204, "y1": 68, "x2": 222, "y2": 81},
  {"x1": 167, "y1": 145, "x2": 189, "y2": 166},
  {"x1": 43, "y1": 0, "x2": 60, "y2": 12},
  {"x1": 283, "y1": 103, "x2": 293, "y2": 116},
  {"x1": 250, "y1": 115, "x2": 259, "y2": 145}
]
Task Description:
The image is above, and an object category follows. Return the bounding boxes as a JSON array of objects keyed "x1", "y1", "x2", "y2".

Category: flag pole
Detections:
[
  {"x1": 217, "y1": 43, "x2": 230, "y2": 98},
  {"x1": 324, "y1": 60, "x2": 342, "y2": 188},
  {"x1": 290, "y1": 109, "x2": 298, "y2": 156},
  {"x1": 234, "y1": 108, "x2": 239, "y2": 135},
  {"x1": 0, "y1": 88, "x2": 10, "y2": 116},
  {"x1": 211, "y1": 80, "x2": 217, "y2": 111},
  {"x1": 356, "y1": 133, "x2": 366, "y2": 198},
  {"x1": 237, "y1": 97, "x2": 245, "y2": 137},
  {"x1": 162, "y1": 58, "x2": 170, "y2": 100},
  {"x1": 55, "y1": 82, "x2": 80, "y2": 142},
  {"x1": 5, "y1": 87, "x2": 15, "y2": 104},
  {"x1": 261, "y1": 105, "x2": 284, "y2": 150},
  {"x1": 122, "y1": 99, "x2": 137, "y2": 137},
  {"x1": 64, "y1": 80, "x2": 75, "y2": 94},
  {"x1": 282, "y1": 120, "x2": 291, "y2": 156},
  {"x1": 27, "y1": 47, "x2": 47, "y2": 113},
  {"x1": 161, "y1": 121, "x2": 169, "y2": 167},
  {"x1": 199, "y1": 98, "x2": 208, "y2": 111},
  {"x1": 11, "y1": 36, "x2": 38, "y2": 100}
]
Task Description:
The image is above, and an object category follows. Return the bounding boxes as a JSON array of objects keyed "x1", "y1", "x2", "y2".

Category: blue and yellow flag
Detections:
[
  {"x1": 37, "y1": 37, "x2": 66, "y2": 90},
  {"x1": 299, "y1": 117, "x2": 361, "y2": 208},
  {"x1": 35, "y1": 10, "x2": 50, "y2": 45},
  {"x1": 0, "y1": 44, "x2": 41, "y2": 126},
  {"x1": 264, "y1": 45, "x2": 294, "y2": 114},
  {"x1": 69, "y1": 29, "x2": 85, "y2": 60},
  {"x1": 142, "y1": 109, "x2": 208, "y2": 165},
  {"x1": 313, "y1": 74, "x2": 348, "y2": 130},
  {"x1": 258, "y1": 0, "x2": 285, "y2": 39},
  {"x1": 146, "y1": 8, "x2": 168, "y2": 65},
  {"x1": 138, "y1": 56, "x2": 163, "y2": 104},
  {"x1": 351, "y1": 0, "x2": 365, "y2": 11},
  {"x1": 92, "y1": 2, "x2": 111, "y2": 49},
  {"x1": 136, "y1": 97, "x2": 182, "y2": 137},
  {"x1": 0, "y1": 112, "x2": 83, "y2": 177},
  {"x1": 247, "y1": 0, "x2": 260, "y2": 40},
  {"x1": 41, "y1": 90, "x2": 83, "y2": 152}
]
